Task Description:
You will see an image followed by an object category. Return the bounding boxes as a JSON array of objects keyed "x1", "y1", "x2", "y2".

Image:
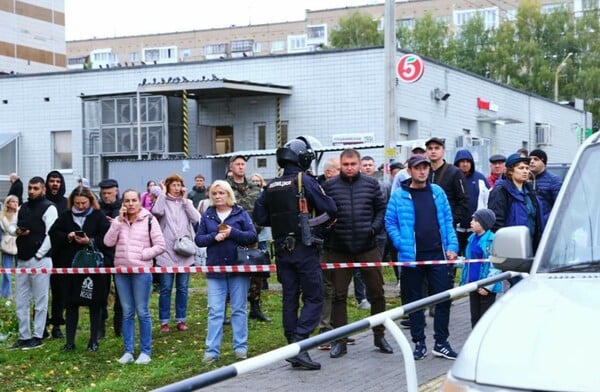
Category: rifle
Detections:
[{"x1": 297, "y1": 173, "x2": 313, "y2": 246}]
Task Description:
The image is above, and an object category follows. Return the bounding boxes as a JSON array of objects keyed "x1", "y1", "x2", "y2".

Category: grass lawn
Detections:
[{"x1": 0, "y1": 268, "x2": 402, "y2": 391}]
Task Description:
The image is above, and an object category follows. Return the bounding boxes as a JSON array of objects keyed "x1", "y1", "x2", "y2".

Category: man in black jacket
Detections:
[
  {"x1": 322, "y1": 149, "x2": 393, "y2": 359},
  {"x1": 7, "y1": 173, "x2": 23, "y2": 205},
  {"x1": 45, "y1": 170, "x2": 68, "y2": 339},
  {"x1": 10, "y1": 177, "x2": 58, "y2": 350}
]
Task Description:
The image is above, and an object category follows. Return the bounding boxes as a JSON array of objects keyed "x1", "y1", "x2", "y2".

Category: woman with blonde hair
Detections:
[
  {"x1": 150, "y1": 174, "x2": 200, "y2": 332},
  {"x1": 0, "y1": 195, "x2": 19, "y2": 298},
  {"x1": 195, "y1": 180, "x2": 257, "y2": 363}
]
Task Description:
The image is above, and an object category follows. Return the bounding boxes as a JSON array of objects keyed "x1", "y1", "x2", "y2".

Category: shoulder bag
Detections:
[
  {"x1": 72, "y1": 239, "x2": 104, "y2": 268},
  {"x1": 236, "y1": 246, "x2": 270, "y2": 266},
  {"x1": 174, "y1": 235, "x2": 196, "y2": 256}
]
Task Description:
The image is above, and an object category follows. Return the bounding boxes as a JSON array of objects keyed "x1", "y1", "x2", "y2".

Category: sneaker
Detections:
[
  {"x1": 346, "y1": 337, "x2": 356, "y2": 345},
  {"x1": 317, "y1": 343, "x2": 331, "y2": 350},
  {"x1": 400, "y1": 319, "x2": 411, "y2": 329},
  {"x1": 176, "y1": 321, "x2": 189, "y2": 331},
  {"x1": 234, "y1": 350, "x2": 247, "y2": 359},
  {"x1": 357, "y1": 299, "x2": 371, "y2": 310},
  {"x1": 118, "y1": 353, "x2": 134, "y2": 364},
  {"x1": 22, "y1": 337, "x2": 43, "y2": 350},
  {"x1": 160, "y1": 323, "x2": 170, "y2": 333},
  {"x1": 413, "y1": 341, "x2": 427, "y2": 360},
  {"x1": 433, "y1": 341, "x2": 458, "y2": 360},
  {"x1": 8, "y1": 339, "x2": 30, "y2": 350},
  {"x1": 135, "y1": 353, "x2": 151, "y2": 364},
  {"x1": 202, "y1": 354, "x2": 218, "y2": 364}
]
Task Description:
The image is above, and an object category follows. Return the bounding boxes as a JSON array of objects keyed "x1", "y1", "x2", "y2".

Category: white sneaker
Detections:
[
  {"x1": 118, "y1": 353, "x2": 134, "y2": 364},
  {"x1": 135, "y1": 353, "x2": 151, "y2": 364},
  {"x1": 357, "y1": 299, "x2": 371, "y2": 310}
]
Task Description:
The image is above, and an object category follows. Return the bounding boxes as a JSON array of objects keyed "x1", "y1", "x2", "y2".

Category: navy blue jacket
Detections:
[
  {"x1": 323, "y1": 171, "x2": 386, "y2": 253},
  {"x1": 488, "y1": 180, "x2": 545, "y2": 251},
  {"x1": 454, "y1": 149, "x2": 490, "y2": 226},
  {"x1": 195, "y1": 204, "x2": 257, "y2": 278},
  {"x1": 532, "y1": 169, "x2": 562, "y2": 223}
]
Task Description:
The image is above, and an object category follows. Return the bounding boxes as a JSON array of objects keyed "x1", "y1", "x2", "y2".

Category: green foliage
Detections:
[
  {"x1": 394, "y1": 1, "x2": 600, "y2": 128},
  {"x1": 330, "y1": 11, "x2": 383, "y2": 48}
]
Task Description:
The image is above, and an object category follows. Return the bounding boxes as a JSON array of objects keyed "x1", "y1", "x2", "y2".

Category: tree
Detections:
[
  {"x1": 397, "y1": 12, "x2": 450, "y2": 61},
  {"x1": 330, "y1": 11, "x2": 383, "y2": 48}
]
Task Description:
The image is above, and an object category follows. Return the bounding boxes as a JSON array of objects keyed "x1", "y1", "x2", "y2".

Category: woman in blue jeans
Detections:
[
  {"x1": 150, "y1": 174, "x2": 200, "y2": 333},
  {"x1": 195, "y1": 180, "x2": 257, "y2": 363},
  {"x1": 104, "y1": 189, "x2": 165, "y2": 365}
]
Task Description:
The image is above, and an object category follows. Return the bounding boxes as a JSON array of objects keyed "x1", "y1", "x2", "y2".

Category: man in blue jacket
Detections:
[
  {"x1": 453, "y1": 149, "x2": 490, "y2": 255},
  {"x1": 529, "y1": 149, "x2": 562, "y2": 224},
  {"x1": 385, "y1": 154, "x2": 459, "y2": 361}
]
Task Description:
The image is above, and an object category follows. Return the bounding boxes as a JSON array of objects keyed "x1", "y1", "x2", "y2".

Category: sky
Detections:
[{"x1": 65, "y1": 0, "x2": 384, "y2": 41}]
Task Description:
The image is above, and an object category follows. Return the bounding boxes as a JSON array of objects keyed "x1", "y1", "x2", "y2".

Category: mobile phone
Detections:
[{"x1": 75, "y1": 231, "x2": 85, "y2": 237}]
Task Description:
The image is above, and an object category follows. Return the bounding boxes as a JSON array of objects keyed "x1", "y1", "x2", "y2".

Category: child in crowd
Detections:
[{"x1": 460, "y1": 208, "x2": 502, "y2": 327}]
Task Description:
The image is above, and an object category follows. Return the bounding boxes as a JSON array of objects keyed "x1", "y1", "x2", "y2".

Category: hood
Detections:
[
  {"x1": 452, "y1": 275, "x2": 600, "y2": 391},
  {"x1": 45, "y1": 170, "x2": 66, "y2": 201},
  {"x1": 453, "y1": 149, "x2": 475, "y2": 175}
]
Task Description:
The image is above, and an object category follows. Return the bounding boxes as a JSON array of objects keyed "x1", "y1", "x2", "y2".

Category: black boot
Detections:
[
  {"x1": 285, "y1": 334, "x2": 321, "y2": 370},
  {"x1": 249, "y1": 300, "x2": 271, "y2": 322}
]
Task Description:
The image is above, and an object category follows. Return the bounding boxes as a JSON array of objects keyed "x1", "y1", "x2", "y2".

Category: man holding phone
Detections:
[{"x1": 9, "y1": 177, "x2": 58, "y2": 350}]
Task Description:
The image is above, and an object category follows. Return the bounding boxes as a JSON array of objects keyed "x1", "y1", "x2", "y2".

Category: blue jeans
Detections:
[
  {"x1": 205, "y1": 275, "x2": 250, "y2": 357},
  {"x1": 353, "y1": 269, "x2": 367, "y2": 303},
  {"x1": 1, "y1": 253, "x2": 15, "y2": 298},
  {"x1": 115, "y1": 273, "x2": 152, "y2": 356},
  {"x1": 158, "y1": 273, "x2": 189, "y2": 324},
  {"x1": 401, "y1": 262, "x2": 452, "y2": 344}
]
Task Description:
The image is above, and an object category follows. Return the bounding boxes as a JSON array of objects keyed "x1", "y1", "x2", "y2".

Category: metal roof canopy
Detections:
[{"x1": 136, "y1": 78, "x2": 293, "y2": 98}]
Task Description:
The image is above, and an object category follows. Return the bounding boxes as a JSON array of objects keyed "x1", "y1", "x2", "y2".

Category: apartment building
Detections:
[
  {"x1": 66, "y1": 0, "x2": 586, "y2": 69},
  {"x1": 0, "y1": 0, "x2": 66, "y2": 74}
]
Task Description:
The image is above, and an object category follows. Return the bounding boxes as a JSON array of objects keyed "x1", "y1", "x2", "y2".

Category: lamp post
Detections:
[{"x1": 554, "y1": 52, "x2": 573, "y2": 102}]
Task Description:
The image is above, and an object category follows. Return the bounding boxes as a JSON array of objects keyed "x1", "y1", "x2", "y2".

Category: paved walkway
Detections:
[{"x1": 212, "y1": 291, "x2": 473, "y2": 392}]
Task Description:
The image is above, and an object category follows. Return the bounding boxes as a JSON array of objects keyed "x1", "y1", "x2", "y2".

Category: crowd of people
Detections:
[{"x1": 0, "y1": 136, "x2": 562, "y2": 369}]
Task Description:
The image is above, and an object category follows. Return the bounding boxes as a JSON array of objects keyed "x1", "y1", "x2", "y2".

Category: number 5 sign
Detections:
[{"x1": 396, "y1": 54, "x2": 425, "y2": 83}]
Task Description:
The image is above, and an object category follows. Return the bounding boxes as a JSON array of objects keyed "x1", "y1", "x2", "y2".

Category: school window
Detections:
[
  {"x1": 52, "y1": 131, "x2": 72, "y2": 170},
  {"x1": 256, "y1": 123, "x2": 267, "y2": 168}
]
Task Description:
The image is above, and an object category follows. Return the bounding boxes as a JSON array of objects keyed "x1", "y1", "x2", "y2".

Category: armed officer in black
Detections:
[{"x1": 254, "y1": 137, "x2": 337, "y2": 370}]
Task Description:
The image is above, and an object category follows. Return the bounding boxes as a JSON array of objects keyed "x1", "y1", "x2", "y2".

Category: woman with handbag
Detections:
[
  {"x1": 195, "y1": 180, "x2": 257, "y2": 363},
  {"x1": 104, "y1": 189, "x2": 165, "y2": 365},
  {"x1": 150, "y1": 174, "x2": 200, "y2": 333},
  {"x1": 48, "y1": 187, "x2": 110, "y2": 352},
  {"x1": 0, "y1": 195, "x2": 19, "y2": 298}
]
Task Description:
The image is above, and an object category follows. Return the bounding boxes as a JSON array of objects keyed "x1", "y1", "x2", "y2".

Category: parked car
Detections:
[{"x1": 442, "y1": 133, "x2": 600, "y2": 392}]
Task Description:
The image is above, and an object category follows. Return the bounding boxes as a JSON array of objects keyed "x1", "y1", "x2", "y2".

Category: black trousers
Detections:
[
  {"x1": 65, "y1": 304, "x2": 102, "y2": 346},
  {"x1": 468, "y1": 291, "x2": 497, "y2": 327},
  {"x1": 49, "y1": 274, "x2": 66, "y2": 327}
]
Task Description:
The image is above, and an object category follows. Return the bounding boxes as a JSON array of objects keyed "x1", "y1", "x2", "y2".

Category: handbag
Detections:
[
  {"x1": 236, "y1": 246, "x2": 270, "y2": 266},
  {"x1": 72, "y1": 239, "x2": 104, "y2": 268},
  {"x1": 1, "y1": 234, "x2": 17, "y2": 255},
  {"x1": 174, "y1": 235, "x2": 196, "y2": 256}
]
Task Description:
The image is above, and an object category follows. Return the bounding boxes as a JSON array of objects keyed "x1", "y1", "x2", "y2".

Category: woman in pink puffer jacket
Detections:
[{"x1": 104, "y1": 189, "x2": 165, "y2": 365}]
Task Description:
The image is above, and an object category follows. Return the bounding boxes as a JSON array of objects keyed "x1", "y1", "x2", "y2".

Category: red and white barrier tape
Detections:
[{"x1": 0, "y1": 259, "x2": 487, "y2": 274}]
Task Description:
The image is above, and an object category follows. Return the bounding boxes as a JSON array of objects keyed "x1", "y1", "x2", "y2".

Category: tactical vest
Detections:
[{"x1": 264, "y1": 174, "x2": 300, "y2": 241}]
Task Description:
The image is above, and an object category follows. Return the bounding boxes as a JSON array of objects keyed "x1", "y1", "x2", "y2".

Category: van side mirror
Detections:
[{"x1": 490, "y1": 226, "x2": 534, "y2": 273}]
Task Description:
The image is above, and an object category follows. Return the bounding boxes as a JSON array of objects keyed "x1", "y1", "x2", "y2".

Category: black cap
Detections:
[
  {"x1": 390, "y1": 162, "x2": 404, "y2": 171},
  {"x1": 407, "y1": 154, "x2": 431, "y2": 168},
  {"x1": 425, "y1": 137, "x2": 445, "y2": 147},
  {"x1": 98, "y1": 179, "x2": 119, "y2": 189},
  {"x1": 489, "y1": 154, "x2": 506, "y2": 163}
]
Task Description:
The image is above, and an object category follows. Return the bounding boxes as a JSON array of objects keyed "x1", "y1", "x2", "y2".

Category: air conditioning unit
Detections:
[
  {"x1": 331, "y1": 133, "x2": 375, "y2": 145},
  {"x1": 455, "y1": 135, "x2": 472, "y2": 147},
  {"x1": 536, "y1": 124, "x2": 552, "y2": 146}
]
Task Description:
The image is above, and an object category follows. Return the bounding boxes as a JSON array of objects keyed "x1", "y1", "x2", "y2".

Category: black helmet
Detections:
[{"x1": 276, "y1": 136, "x2": 315, "y2": 170}]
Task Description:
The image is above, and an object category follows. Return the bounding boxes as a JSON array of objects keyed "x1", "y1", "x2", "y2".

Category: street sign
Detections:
[{"x1": 396, "y1": 54, "x2": 425, "y2": 83}]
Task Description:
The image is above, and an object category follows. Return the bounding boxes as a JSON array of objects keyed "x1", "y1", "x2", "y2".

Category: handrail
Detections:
[{"x1": 153, "y1": 271, "x2": 523, "y2": 392}]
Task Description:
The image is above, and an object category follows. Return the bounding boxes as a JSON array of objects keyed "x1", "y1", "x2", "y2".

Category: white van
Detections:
[{"x1": 442, "y1": 132, "x2": 600, "y2": 392}]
